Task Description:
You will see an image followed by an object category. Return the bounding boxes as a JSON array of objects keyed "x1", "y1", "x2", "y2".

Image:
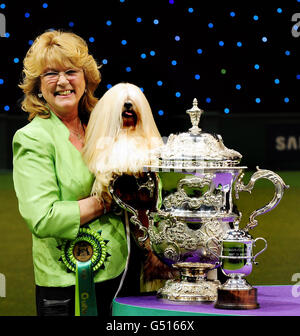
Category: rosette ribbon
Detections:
[{"x1": 61, "y1": 228, "x2": 108, "y2": 316}]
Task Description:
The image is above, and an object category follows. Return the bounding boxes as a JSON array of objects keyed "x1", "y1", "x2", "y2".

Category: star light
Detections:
[{"x1": 0, "y1": 1, "x2": 298, "y2": 121}]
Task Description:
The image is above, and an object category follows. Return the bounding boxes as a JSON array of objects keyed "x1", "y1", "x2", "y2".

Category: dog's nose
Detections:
[{"x1": 124, "y1": 101, "x2": 133, "y2": 110}]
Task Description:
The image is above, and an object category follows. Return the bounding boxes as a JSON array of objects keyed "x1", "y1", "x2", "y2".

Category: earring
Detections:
[{"x1": 38, "y1": 93, "x2": 43, "y2": 99}]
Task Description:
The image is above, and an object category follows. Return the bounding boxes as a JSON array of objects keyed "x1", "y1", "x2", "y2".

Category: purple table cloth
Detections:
[{"x1": 114, "y1": 286, "x2": 300, "y2": 316}]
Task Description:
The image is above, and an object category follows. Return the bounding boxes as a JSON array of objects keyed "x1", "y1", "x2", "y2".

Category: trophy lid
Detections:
[
  {"x1": 222, "y1": 228, "x2": 252, "y2": 242},
  {"x1": 148, "y1": 99, "x2": 242, "y2": 170}
]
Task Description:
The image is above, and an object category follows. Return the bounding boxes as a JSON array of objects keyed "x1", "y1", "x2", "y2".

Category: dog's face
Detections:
[{"x1": 122, "y1": 100, "x2": 138, "y2": 128}]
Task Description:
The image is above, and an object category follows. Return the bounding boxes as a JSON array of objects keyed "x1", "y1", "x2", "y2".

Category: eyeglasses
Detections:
[{"x1": 40, "y1": 69, "x2": 83, "y2": 82}]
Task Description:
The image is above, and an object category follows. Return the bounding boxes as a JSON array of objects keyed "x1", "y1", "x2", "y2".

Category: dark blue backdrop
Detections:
[{"x1": 0, "y1": 0, "x2": 300, "y2": 170}]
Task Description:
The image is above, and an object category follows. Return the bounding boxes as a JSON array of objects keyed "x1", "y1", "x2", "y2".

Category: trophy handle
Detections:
[
  {"x1": 109, "y1": 177, "x2": 148, "y2": 242},
  {"x1": 252, "y1": 237, "x2": 267, "y2": 265},
  {"x1": 234, "y1": 166, "x2": 289, "y2": 231}
]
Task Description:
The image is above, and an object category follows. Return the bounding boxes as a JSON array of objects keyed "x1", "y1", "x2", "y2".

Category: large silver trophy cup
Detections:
[{"x1": 110, "y1": 99, "x2": 288, "y2": 302}]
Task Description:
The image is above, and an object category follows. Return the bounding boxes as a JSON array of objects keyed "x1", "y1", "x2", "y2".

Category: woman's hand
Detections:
[{"x1": 78, "y1": 195, "x2": 111, "y2": 226}]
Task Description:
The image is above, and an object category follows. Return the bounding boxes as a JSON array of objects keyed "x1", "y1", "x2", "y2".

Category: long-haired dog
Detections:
[
  {"x1": 82, "y1": 82, "x2": 161, "y2": 199},
  {"x1": 82, "y1": 82, "x2": 176, "y2": 291}
]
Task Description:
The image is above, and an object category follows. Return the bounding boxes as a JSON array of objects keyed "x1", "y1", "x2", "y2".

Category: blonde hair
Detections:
[
  {"x1": 82, "y1": 82, "x2": 163, "y2": 198},
  {"x1": 19, "y1": 30, "x2": 101, "y2": 121}
]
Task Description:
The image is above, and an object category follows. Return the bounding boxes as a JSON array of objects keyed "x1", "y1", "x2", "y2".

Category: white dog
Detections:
[
  {"x1": 82, "y1": 82, "x2": 162, "y2": 201},
  {"x1": 82, "y1": 83, "x2": 174, "y2": 291}
]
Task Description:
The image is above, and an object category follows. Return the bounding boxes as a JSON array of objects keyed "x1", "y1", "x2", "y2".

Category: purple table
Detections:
[{"x1": 113, "y1": 286, "x2": 300, "y2": 316}]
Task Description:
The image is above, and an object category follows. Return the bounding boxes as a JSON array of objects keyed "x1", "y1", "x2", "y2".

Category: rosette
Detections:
[{"x1": 60, "y1": 228, "x2": 109, "y2": 316}]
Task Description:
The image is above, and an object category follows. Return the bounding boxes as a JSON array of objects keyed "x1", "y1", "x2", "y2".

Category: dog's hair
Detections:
[
  {"x1": 82, "y1": 82, "x2": 176, "y2": 290},
  {"x1": 82, "y1": 82, "x2": 162, "y2": 200}
]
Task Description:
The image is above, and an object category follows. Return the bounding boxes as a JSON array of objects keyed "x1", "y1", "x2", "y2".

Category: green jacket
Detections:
[{"x1": 12, "y1": 111, "x2": 128, "y2": 287}]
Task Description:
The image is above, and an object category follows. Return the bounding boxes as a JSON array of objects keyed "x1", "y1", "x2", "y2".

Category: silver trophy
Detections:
[
  {"x1": 110, "y1": 99, "x2": 289, "y2": 302},
  {"x1": 206, "y1": 217, "x2": 268, "y2": 309}
]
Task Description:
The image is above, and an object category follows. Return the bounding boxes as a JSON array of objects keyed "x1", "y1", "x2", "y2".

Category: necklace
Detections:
[{"x1": 68, "y1": 120, "x2": 85, "y2": 144}]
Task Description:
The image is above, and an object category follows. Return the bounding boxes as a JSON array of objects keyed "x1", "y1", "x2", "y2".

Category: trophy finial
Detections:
[{"x1": 186, "y1": 98, "x2": 204, "y2": 135}]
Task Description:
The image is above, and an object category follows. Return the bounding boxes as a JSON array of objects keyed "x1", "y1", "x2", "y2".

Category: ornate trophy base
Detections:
[
  {"x1": 215, "y1": 288, "x2": 259, "y2": 310},
  {"x1": 157, "y1": 262, "x2": 220, "y2": 302},
  {"x1": 214, "y1": 275, "x2": 259, "y2": 310}
]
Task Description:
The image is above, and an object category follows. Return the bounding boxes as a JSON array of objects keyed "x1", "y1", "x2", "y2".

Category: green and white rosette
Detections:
[{"x1": 61, "y1": 228, "x2": 108, "y2": 316}]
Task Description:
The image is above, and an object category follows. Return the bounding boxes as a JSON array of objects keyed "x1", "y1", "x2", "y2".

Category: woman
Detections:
[{"x1": 12, "y1": 30, "x2": 128, "y2": 316}]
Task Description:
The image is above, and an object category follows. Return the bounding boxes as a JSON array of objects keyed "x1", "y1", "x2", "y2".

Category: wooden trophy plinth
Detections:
[{"x1": 214, "y1": 287, "x2": 259, "y2": 310}]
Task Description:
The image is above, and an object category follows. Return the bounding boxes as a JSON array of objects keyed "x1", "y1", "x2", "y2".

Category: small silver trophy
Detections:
[{"x1": 207, "y1": 216, "x2": 267, "y2": 309}]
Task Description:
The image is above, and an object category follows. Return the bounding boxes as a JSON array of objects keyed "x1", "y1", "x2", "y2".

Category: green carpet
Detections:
[
  {"x1": 0, "y1": 170, "x2": 299, "y2": 316},
  {"x1": 0, "y1": 172, "x2": 35, "y2": 316}
]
